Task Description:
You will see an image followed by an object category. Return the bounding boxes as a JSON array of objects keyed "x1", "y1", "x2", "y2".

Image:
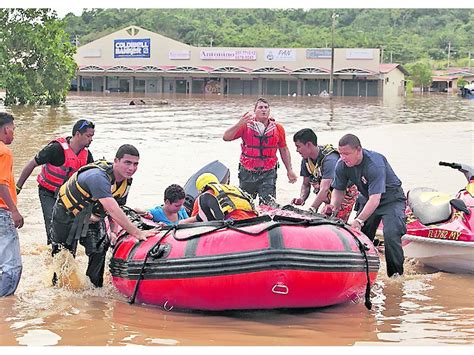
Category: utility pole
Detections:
[
  {"x1": 469, "y1": 51, "x2": 471, "y2": 69},
  {"x1": 447, "y1": 41, "x2": 451, "y2": 68},
  {"x1": 390, "y1": 51, "x2": 393, "y2": 63},
  {"x1": 380, "y1": 46, "x2": 385, "y2": 64},
  {"x1": 329, "y1": 11, "x2": 338, "y2": 98}
]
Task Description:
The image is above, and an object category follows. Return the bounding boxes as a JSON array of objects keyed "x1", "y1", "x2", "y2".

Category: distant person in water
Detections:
[
  {"x1": 138, "y1": 184, "x2": 189, "y2": 226},
  {"x1": 129, "y1": 99, "x2": 146, "y2": 105}
]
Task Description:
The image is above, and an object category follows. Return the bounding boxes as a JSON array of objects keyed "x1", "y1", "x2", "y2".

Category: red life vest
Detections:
[
  {"x1": 37, "y1": 137, "x2": 89, "y2": 193},
  {"x1": 240, "y1": 120, "x2": 279, "y2": 171}
]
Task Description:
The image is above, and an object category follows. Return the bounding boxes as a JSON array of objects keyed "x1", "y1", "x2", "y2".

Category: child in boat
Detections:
[{"x1": 138, "y1": 184, "x2": 189, "y2": 225}]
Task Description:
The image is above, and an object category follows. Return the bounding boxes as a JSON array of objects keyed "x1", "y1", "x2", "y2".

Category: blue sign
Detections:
[
  {"x1": 306, "y1": 49, "x2": 332, "y2": 59},
  {"x1": 114, "y1": 39, "x2": 150, "y2": 58}
]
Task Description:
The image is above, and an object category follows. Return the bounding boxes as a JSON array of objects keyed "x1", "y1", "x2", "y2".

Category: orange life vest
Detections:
[
  {"x1": 37, "y1": 137, "x2": 89, "y2": 193},
  {"x1": 240, "y1": 120, "x2": 279, "y2": 171}
]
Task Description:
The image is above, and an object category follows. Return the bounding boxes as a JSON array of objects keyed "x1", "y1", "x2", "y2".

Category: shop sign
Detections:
[
  {"x1": 306, "y1": 49, "x2": 332, "y2": 59},
  {"x1": 114, "y1": 39, "x2": 150, "y2": 58},
  {"x1": 346, "y1": 49, "x2": 373, "y2": 60},
  {"x1": 83, "y1": 49, "x2": 102, "y2": 58},
  {"x1": 264, "y1": 49, "x2": 296, "y2": 61},
  {"x1": 169, "y1": 50, "x2": 191, "y2": 60},
  {"x1": 200, "y1": 50, "x2": 257, "y2": 60}
]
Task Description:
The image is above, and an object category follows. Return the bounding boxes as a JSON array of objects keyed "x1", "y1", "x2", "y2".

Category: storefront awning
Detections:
[{"x1": 78, "y1": 65, "x2": 384, "y2": 76}]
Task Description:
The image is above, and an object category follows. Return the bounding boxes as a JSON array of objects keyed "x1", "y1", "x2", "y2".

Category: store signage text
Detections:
[
  {"x1": 114, "y1": 39, "x2": 151, "y2": 58},
  {"x1": 169, "y1": 50, "x2": 191, "y2": 60},
  {"x1": 265, "y1": 49, "x2": 296, "y2": 61},
  {"x1": 200, "y1": 50, "x2": 257, "y2": 60},
  {"x1": 346, "y1": 49, "x2": 373, "y2": 60}
]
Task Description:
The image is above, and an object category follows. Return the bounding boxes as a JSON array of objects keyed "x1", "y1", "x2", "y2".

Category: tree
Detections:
[
  {"x1": 0, "y1": 9, "x2": 77, "y2": 105},
  {"x1": 58, "y1": 8, "x2": 473, "y2": 68},
  {"x1": 406, "y1": 62, "x2": 432, "y2": 92}
]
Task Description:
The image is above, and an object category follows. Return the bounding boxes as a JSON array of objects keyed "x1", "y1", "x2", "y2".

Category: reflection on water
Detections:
[{"x1": 1, "y1": 93, "x2": 473, "y2": 346}]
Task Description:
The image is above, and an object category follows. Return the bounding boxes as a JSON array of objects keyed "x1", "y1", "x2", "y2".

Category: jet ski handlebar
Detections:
[
  {"x1": 439, "y1": 161, "x2": 474, "y2": 181},
  {"x1": 439, "y1": 161, "x2": 462, "y2": 169}
]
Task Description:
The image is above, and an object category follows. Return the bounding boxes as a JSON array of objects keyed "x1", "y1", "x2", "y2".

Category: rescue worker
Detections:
[
  {"x1": 183, "y1": 173, "x2": 258, "y2": 223},
  {"x1": 223, "y1": 97, "x2": 297, "y2": 205},
  {"x1": 322, "y1": 134, "x2": 406, "y2": 277},
  {"x1": 291, "y1": 128, "x2": 358, "y2": 222},
  {"x1": 50, "y1": 144, "x2": 155, "y2": 287},
  {"x1": 16, "y1": 119, "x2": 95, "y2": 244}
]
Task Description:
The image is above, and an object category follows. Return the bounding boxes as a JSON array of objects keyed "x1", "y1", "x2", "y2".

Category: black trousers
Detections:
[
  {"x1": 196, "y1": 193, "x2": 225, "y2": 222},
  {"x1": 38, "y1": 187, "x2": 56, "y2": 244},
  {"x1": 50, "y1": 202, "x2": 110, "y2": 287},
  {"x1": 358, "y1": 198, "x2": 406, "y2": 277},
  {"x1": 238, "y1": 165, "x2": 277, "y2": 205}
]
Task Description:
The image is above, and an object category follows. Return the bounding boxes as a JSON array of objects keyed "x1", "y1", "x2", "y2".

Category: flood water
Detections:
[{"x1": 0, "y1": 92, "x2": 473, "y2": 347}]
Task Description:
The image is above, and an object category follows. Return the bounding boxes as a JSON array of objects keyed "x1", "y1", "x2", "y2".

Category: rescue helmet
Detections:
[{"x1": 196, "y1": 173, "x2": 219, "y2": 192}]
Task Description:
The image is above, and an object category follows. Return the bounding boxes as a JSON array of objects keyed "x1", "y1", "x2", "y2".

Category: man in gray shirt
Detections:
[{"x1": 50, "y1": 144, "x2": 155, "y2": 287}]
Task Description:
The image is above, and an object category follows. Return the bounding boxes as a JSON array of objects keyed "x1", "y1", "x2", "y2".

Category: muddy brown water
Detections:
[{"x1": 0, "y1": 93, "x2": 473, "y2": 346}]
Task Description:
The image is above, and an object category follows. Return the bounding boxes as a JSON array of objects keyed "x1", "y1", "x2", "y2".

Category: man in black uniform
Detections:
[{"x1": 323, "y1": 134, "x2": 406, "y2": 277}]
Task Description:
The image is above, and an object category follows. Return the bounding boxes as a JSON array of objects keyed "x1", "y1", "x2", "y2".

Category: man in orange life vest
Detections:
[
  {"x1": 223, "y1": 98, "x2": 297, "y2": 205},
  {"x1": 16, "y1": 119, "x2": 95, "y2": 244}
]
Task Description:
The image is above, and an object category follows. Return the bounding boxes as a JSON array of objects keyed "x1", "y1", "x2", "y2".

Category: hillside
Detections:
[{"x1": 64, "y1": 8, "x2": 473, "y2": 67}]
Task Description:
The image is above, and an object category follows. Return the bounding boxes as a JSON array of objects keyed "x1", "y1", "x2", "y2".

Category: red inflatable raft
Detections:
[{"x1": 110, "y1": 212, "x2": 380, "y2": 311}]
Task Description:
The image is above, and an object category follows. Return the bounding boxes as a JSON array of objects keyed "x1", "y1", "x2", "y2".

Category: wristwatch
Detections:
[{"x1": 355, "y1": 218, "x2": 365, "y2": 226}]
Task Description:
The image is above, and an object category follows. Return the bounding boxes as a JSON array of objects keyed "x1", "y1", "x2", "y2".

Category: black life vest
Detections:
[
  {"x1": 58, "y1": 160, "x2": 132, "y2": 216},
  {"x1": 305, "y1": 144, "x2": 338, "y2": 186}
]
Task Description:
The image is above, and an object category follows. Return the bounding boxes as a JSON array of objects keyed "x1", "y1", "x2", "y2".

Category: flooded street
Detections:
[{"x1": 0, "y1": 93, "x2": 473, "y2": 346}]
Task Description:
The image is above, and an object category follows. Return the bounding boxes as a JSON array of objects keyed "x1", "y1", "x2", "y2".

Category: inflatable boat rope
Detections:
[{"x1": 122, "y1": 213, "x2": 373, "y2": 310}]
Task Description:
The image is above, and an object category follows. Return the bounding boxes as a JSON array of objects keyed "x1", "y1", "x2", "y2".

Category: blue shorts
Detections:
[{"x1": 0, "y1": 208, "x2": 22, "y2": 297}]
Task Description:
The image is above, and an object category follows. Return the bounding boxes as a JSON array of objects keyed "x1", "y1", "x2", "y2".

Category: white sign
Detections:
[
  {"x1": 346, "y1": 49, "x2": 374, "y2": 60},
  {"x1": 169, "y1": 50, "x2": 191, "y2": 60},
  {"x1": 200, "y1": 50, "x2": 257, "y2": 61},
  {"x1": 264, "y1": 49, "x2": 296, "y2": 62},
  {"x1": 82, "y1": 49, "x2": 101, "y2": 58}
]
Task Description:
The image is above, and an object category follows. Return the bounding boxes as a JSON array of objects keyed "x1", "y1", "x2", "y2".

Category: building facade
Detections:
[
  {"x1": 380, "y1": 64, "x2": 409, "y2": 97},
  {"x1": 73, "y1": 25, "x2": 406, "y2": 98},
  {"x1": 430, "y1": 68, "x2": 474, "y2": 93}
]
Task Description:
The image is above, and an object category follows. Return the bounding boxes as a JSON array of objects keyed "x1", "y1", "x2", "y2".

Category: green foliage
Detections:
[
  {"x1": 457, "y1": 78, "x2": 467, "y2": 88},
  {"x1": 406, "y1": 62, "x2": 433, "y2": 90},
  {"x1": 62, "y1": 8, "x2": 474, "y2": 67},
  {"x1": 0, "y1": 9, "x2": 77, "y2": 106}
]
